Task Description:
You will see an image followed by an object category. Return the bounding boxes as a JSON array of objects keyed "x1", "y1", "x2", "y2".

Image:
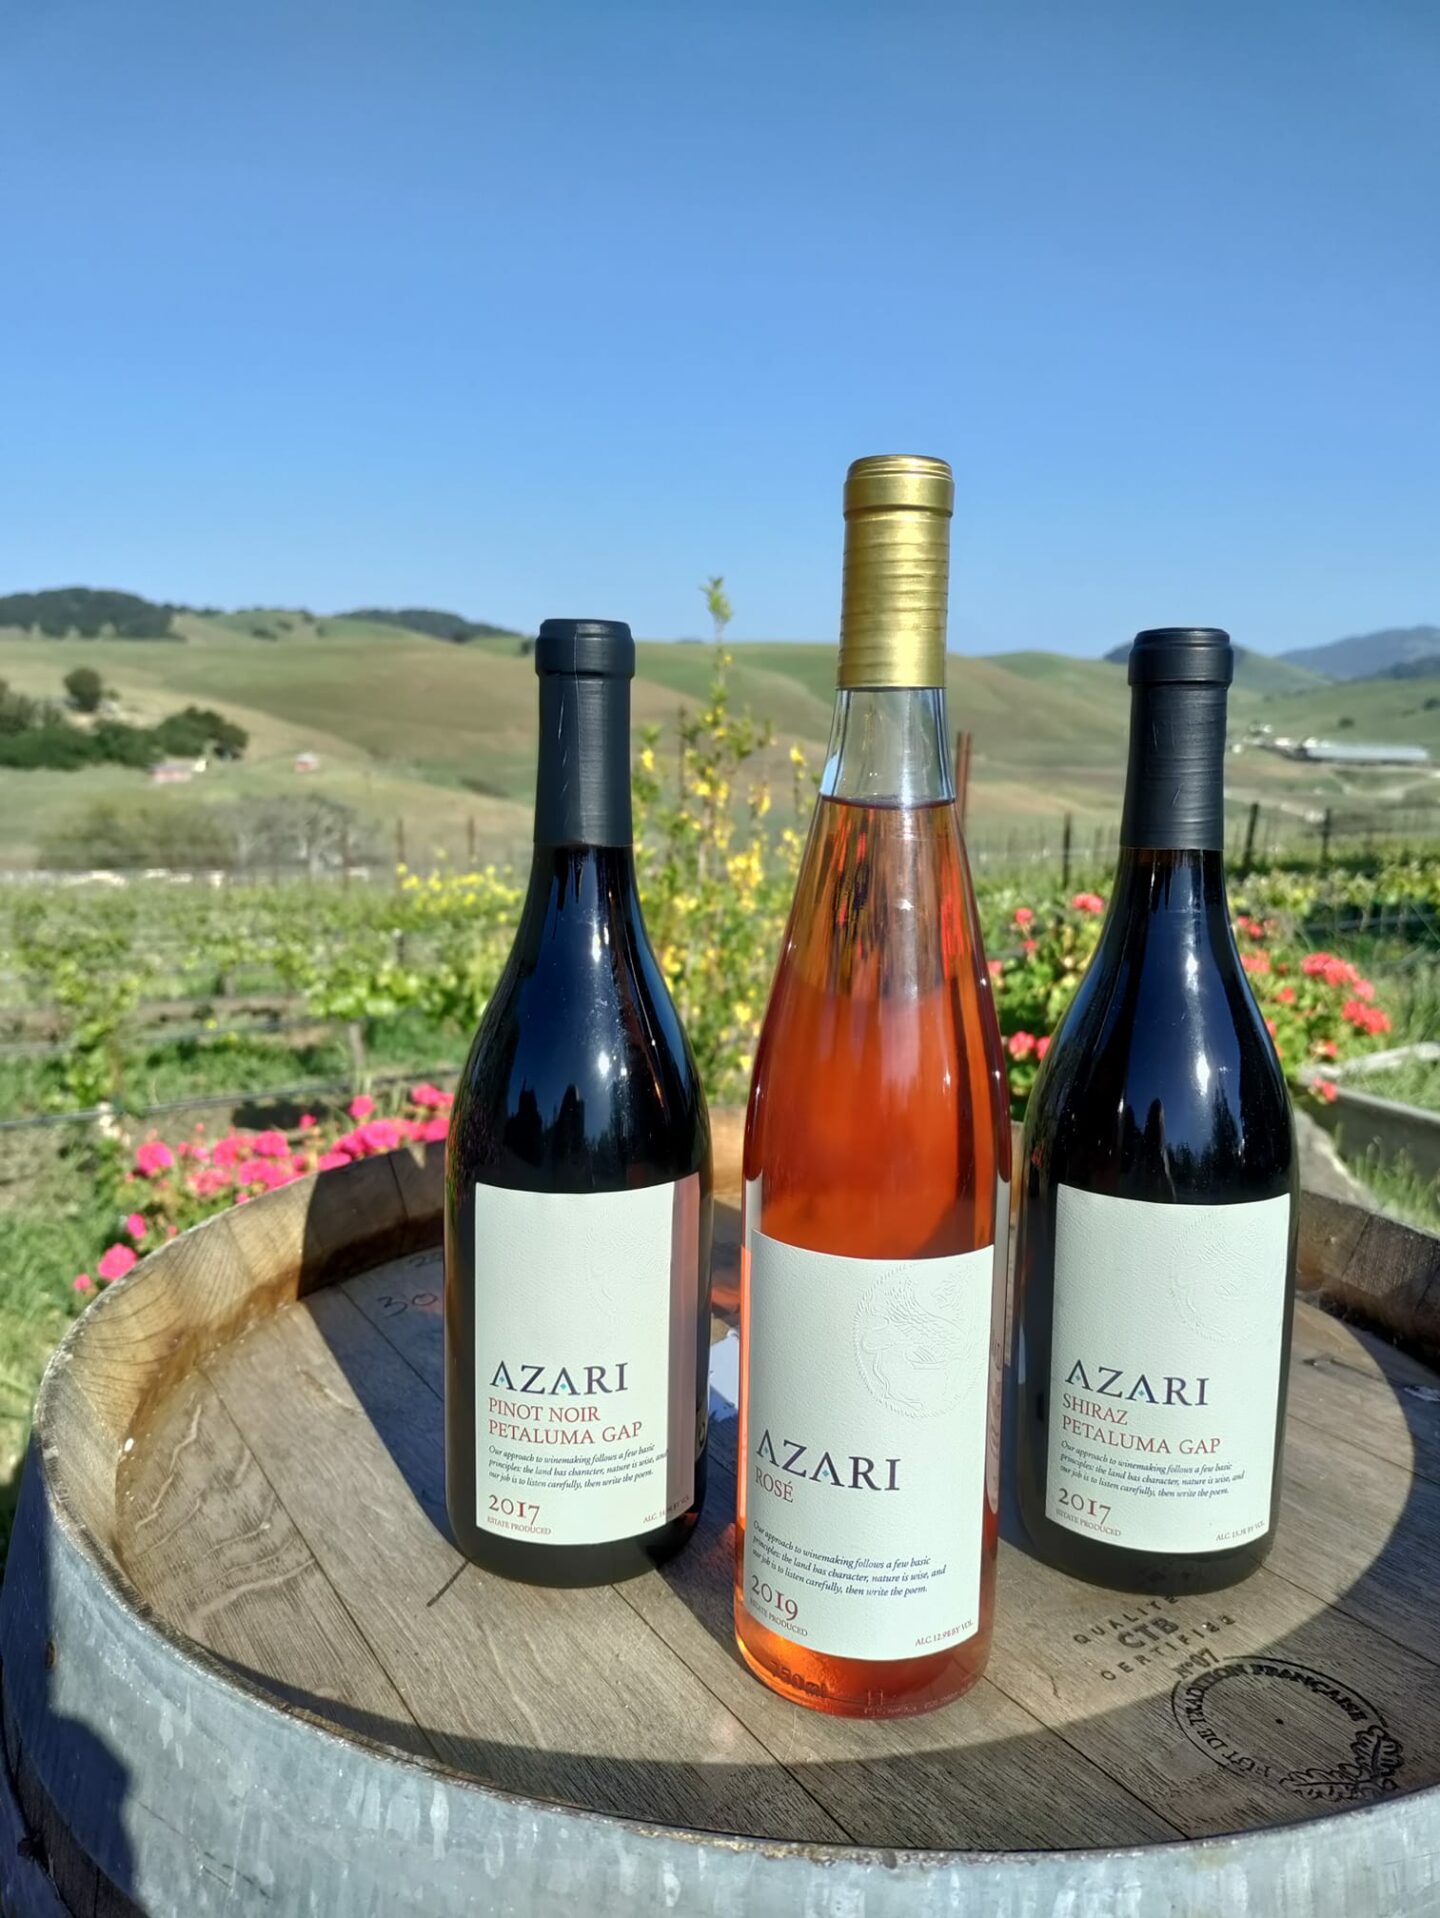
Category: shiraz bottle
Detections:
[{"x1": 1014, "y1": 626, "x2": 1298, "y2": 1595}]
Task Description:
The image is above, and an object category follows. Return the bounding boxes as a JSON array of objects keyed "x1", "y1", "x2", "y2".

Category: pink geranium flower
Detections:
[
  {"x1": 1035, "y1": 1035, "x2": 1051, "y2": 1060},
  {"x1": 418, "y1": 1117, "x2": 449, "y2": 1143},
  {"x1": 97, "y1": 1243, "x2": 139, "y2": 1283},
  {"x1": 124, "y1": 1212, "x2": 148, "y2": 1242},
  {"x1": 410, "y1": 1082, "x2": 449, "y2": 1109},
  {"x1": 316, "y1": 1151, "x2": 351, "y2": 1172},
  {"x1": 1316, "y1": 1080, "x2": 1339, "y2": 1104},
  {"x1": 987, "y1": 959, "x2": 1004, "y2": 980},
  {"x1": 253, "y1": 1129, "x2": 290, "y2": 1159},
  {"x1": 359, "y1": 1119, "x2": 401, "y2": 1153},
  {"x1": 298, "y1": 1113, "x2": 317, "y2": 1130},
  {"x1": 1071, "y1": 892, "x2": 1105, "y2": 914},
  {"x1": 134, "y1": 1140, "x2": 175, "y2": 1177},
  {"x1": 348, "y1": 1094, "x2": 375, "y2": 1120},
  {"x1": 1012, "y1": 907, "x2": 1034, "y2": 929},
  {"x1": 73, "y1": 1273, "x2": 93, "y2": 1294},
  {"x1": 1006, "y1": 1031, "x2": 1037, "y2": 1060}
]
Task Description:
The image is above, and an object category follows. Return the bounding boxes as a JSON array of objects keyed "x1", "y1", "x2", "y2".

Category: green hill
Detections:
[
  {"x1": 1281, "y1": 625, "x2": 1440, "y2": 680},
  {"x1": 1, "y1": 607, "x2": 1435, "y2": 869}
]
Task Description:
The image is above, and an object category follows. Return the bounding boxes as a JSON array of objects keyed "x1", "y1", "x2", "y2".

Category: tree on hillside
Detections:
[
  {"x1": 64, "y1": 665, "x2": 104, "y2": 712},
  {"x1": 700, "y1": 576, "x2": 733, "y2": 644},
  {"x1": 0, "y1": 681, "x2": 39, "y2": 736},
  {"x1": 153, "y1": 707, "x2": 249, "y2": 761}
]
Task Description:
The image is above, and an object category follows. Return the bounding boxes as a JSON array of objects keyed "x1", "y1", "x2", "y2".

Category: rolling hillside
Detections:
[
  {"x1": 1280, "y1": 625, "x2": 1440, "y2": 680},
  {"x1": 1, "y1": 607, "x2": 1436, "y2": 868}
]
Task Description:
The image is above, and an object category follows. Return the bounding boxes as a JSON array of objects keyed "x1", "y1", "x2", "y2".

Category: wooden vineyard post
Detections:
[
  {"x1": 1061, "y1": 812, "x2": 1073, "y2": 889},
  {"x1": 953, "y1": 730, "x2": 973, "y2": 830},
  {"x1": 1240, "y1": 801, "x2": 1261, "y2": 876}
]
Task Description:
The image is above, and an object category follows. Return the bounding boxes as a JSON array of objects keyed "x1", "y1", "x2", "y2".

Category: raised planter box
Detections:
[{"x1": 1304, "y1": 1043, "x2": 1440, "y2": 1188}]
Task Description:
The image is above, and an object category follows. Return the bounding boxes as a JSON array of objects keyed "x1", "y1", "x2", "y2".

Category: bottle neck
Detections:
[
  {"x1": 533, "y1": 672, "x2": 633, "y2": 849},
  {"x1": 820, "y1": 687, "x2": 955, "y2": 806},
  {"x1": 1120, "y1": 680, "x2": 1227, "y2": 851}
]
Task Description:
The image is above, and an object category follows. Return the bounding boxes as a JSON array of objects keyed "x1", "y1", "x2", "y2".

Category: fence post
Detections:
[
  {"x1": 467, "y1": 815, "x2": 477, "y2": 866},
  {"x1": 1320, "y1": 808, "x2": 1333, "y2": 872},
  {"x1": 953, "y1": 730, "x2": 972, "y2": 830},
  {"x1": 1061, "y1": 812, "x2": 1074, "y2": 889},
  {"x1": 1240, "y1": 801, "x2": 1261, "y2": 876},
  {"x1": 395, "y1": 817, "x2": 406, "y2": 877}
]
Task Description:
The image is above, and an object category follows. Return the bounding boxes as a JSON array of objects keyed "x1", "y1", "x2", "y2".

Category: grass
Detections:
[
  {"x1": 0, "y1": 1167, "x2": 109, "y2": 1558},
  {"x1": 1351, "y1": 1055, "x2": 1440, "y2": 1114},
  {"x1": 1350, "y1": 1149, "x2": 1440, "y2": 1234}
]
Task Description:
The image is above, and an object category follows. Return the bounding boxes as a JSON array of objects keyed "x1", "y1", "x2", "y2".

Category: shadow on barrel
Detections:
[{"x1": 1, "y1": 1439, "x2": 139, "y2": 1914}]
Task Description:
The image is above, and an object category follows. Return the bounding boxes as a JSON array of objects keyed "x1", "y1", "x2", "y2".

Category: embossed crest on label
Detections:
[{"x1": 744, "y1": 1227, "x2": 994, "y2": 1662}]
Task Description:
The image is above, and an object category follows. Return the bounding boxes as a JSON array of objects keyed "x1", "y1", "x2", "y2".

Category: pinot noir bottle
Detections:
[
  {"x1": 444, "y1": 618, "x2": 712, "y2": 1586},
  {"x1": 1014, "y1": 627, "x2": 1298, "y2": 1594}
]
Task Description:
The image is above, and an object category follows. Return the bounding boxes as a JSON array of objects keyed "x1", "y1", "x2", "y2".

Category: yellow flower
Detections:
[
  {"x1": 788, "y1": 744, "x2": 806, "y2": 769},
  {"x1": 639, "y1": 746, "x2": 655, "y2": 774}
]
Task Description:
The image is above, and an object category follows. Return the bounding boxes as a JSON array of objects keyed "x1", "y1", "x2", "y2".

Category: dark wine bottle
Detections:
[
  {"x1": 1014, "y1": 627, "x2": 1297, "y2": 1595},
  {"x1": 444, "y1": 618, "x2": 712, "y2": 1586}
]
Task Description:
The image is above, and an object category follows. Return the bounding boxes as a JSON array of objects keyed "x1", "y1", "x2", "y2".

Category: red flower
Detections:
[
  {"x1": 1013, "y1": 907, "x2": 1034, "y2": 929},
  {"x1": 1314, "y1": 1039, "x2": 1339, "y2": 1059},
  {"x1": 73, "y1": 1273, "x2": 93, "y2": 1294},
  {"x1": 97, "y1": 1243, "x2": 139, "y2": 1283},
  {"x1": 1301, "y1": 953, "x2": 1332, "y2": 978},
  {"x1": 1006, "y1": 1031, "x2": 1037, "y2": 1060},
  {"x1": 298, "y1": 1113, "x2": 318, "y2": 1130},
  {"x1": 1071, "y1": 892, "x2": 1105, "y2": 914},
  {"x1": 1241, "y1": 952, "x2": 1270, "y2": 976},
  {"x1": 986, "y1": 959, "x2": 1004, "y2": 980},
  {"x1": 1316, "y1": 1080, "x2": 1339, "y2": 1105},
  {"x1": 1022, "y1": 938, "x2": 1038, "y2": 956},
  {"x1": 1036, "y1": 1035, "x2": 1051, "y2": 1060},
  {"x1": 1276, "y1": 986, "x2": 1296, "y2": 1005},
  {"x1": 134, "y1": 1140, "x2": 175, "y2": 1177},
  {"x1": 410, "y1": 1082, "x2": 451, "y2": 1109}
]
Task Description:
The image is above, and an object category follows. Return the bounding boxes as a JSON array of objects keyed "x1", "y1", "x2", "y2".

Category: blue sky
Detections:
[{"x1": 1, "y1": 1, "x2": 1435, "y2": 655}]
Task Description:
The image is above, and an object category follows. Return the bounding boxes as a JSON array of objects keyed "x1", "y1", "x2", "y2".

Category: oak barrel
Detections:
[{"x1": 2, "y1": 1111, "x2": 1439, "y2": 1918}]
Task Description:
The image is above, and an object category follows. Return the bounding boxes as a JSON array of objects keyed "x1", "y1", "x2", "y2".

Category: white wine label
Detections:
[
  {"x1": 473, "y1": 1177, "x2": 699, "y2": 1546},
  {"x1": 1046, "y1": 1185, "x2": 1292, "y2": 1553},
  {"x1": 743, "y1": 1227, "x2": 993, "y2": 1663}
]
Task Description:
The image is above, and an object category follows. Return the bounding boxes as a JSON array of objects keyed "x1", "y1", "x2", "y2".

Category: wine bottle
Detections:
[
  {"x1": 735, "y1": 457, "x2": 1007, "y2": 1717},
  {"x1": 444, "y1": 618, "x2": 712, "y2": 1586},
  {"x1": 1014, "y1": 627, "x2": 1298, "y2": 1594}
]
